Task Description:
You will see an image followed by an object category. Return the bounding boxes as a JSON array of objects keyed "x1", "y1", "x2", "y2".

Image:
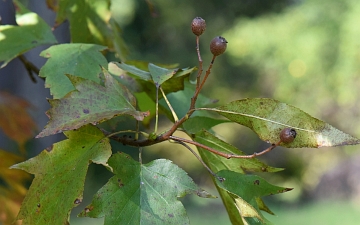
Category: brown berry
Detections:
[
  {"x1": 191, "y1": 17, "x2": 206, "y2": 36},
  {"x1": 280, "y1": 128, "x2": 297, "y2": 144},
  {"x1": 210, "y1": 36, "x2": 227, "y2": 56}
]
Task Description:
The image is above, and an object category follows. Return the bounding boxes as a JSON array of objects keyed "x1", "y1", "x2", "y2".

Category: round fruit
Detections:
[
  {"x1": 210, "y1": 36, "x2": 227, "y2": 56},
  {"x1": 280, "y1": 128, "x2": 297, "y2": 143},
  {"x1": 191, "y1": 17, "x2": 206, "y2": 36}
]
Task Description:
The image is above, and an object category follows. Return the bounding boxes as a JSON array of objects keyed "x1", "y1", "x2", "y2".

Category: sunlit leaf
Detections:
[
  {"x1": 216, "y1": 188, "x2": 245, "y2": 225},
  {"x1": 0, "y1": 0, "x2": 57, "y2": 68},
  {"x1": 39, "y1": 43, "x2": 108, "y2": 99},
  {"x1": 79, "y1": 152, "x2": 215, "y2": 224},
  {"x1": 0, "y1": 91, "x2": 37, "y2": 148},
  {"x1": 209, "y1": 98, "x2": 360, "y2": 148},
  {"x1": 37, "y1": 70, "x2": 148, "y2": 138},
  {"x1": 256, "y1": 197, "x2": 274, "y2": 215},
  {"x1": 11, "y1": 125, "x2": 112, "y2": 225},
  {"x1": 0, "y1": 150, "x2": 30, "y2": 225},
  {"x1": 235, "y1": 197, "x2": 263, "y2": 222},
  {"x1": 54, "y1": 0, "x2": 112, "y2": 45}
]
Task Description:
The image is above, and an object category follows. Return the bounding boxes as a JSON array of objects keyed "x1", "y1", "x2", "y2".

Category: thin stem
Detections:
[
  {"x1": 169, "y1": 135, "x2": 233, "y2": 158},
  {"x1": 169, "y1": 135, "x2": 281, "y2": 159},
  {"x1": 160, "y1": 86, "x2": 178, "y2": 122},
  {"x1": 135, "y1": 120, "x2": 140, "y2": 140},
  {"x1": 154, "y1": 86, "x2": 159, "y2": 134},
  {"x1": 238, "y1": 141, "x2": 281, "y2": 158},
  {"x1": 103, "y1": 129, "x2": 149, "y2": 139},
  {"x1": 188, "y1": 55, "x2": 216, "y2": 116},
  {"x1": 173, "y1": 140, "x2": 223, "y2": 181},
  {"x1": 18, "y1": 55, "x2": 41, "y2": 83},
  {"x1": 139, "y1": 147, "x2": 143, "y2": 164},
  {"x1": 195, "y1": 35, "x2": 203, "y2": 89},
  {"x1": 197, "y1": 55, "x2": 216, "y2": 93}
]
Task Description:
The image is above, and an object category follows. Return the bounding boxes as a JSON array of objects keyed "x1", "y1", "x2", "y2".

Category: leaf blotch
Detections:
[
  {"x1": 84, "y1": 206, "x2": 93, "y2": 213},
  {"x1": 118, "y1": 179, "x2": 124, "y2": 188},
  {"x1": 168, "y1": 213, "x2": 174, "y2": 218},
  {"x1": 83, "y1": 109, "x2": 90, "y2": 114}
]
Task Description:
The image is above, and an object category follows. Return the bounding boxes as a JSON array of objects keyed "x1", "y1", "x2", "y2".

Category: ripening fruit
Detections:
[
  {"x1": 191, "y1": 17, "x2": 206, "y2": 36},
  {"x1": 280, "y1": 128, "x2": 297, "y2": 143},
  {"x1": 210, "y1": 36, "x2": 227, "y2": 56}
]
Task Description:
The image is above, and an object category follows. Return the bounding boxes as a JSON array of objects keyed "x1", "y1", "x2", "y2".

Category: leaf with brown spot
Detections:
[
  {"x1": 37, "y1": 69, "x2": 148, "y2": 138},
  {"x1": 11, "y1": 125, "x2": 112, "y2": 225},
  {"x1": 215, "y1": 170, "x2": 292, "y2": 223},
  {"x1": 209, "y1": 98, "x2": 360, "y2": 148}
]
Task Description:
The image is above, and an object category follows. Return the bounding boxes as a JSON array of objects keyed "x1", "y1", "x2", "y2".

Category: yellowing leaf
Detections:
[
  {"x1": 0, "y1": 92, "x2": 36, "y2": 147},
  {"x1": 11, "y1": 125, "x2": 112, "y2": 225},
  {"x1": 0, "y1": 149, "x2": 31, "y2": 225},
  {"x1": 37, "y1": 70, "x2": 148, "y2": 138},
  {"x1": 235, "y1": 197, "x2": 263, "y2": 222}
]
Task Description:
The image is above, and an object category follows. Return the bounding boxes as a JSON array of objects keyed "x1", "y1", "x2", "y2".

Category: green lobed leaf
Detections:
[
  {"x1": 194, "y1": 130, "x2": 282, "y2": 224},
  {"x1": 0, "y1": 0, "x2": 57, "y2": 68},
  {"x1": 79, "y1": 152, "x2": 215, "y2": 224},
  {"x1": 195, "y1": 130, "x2": 283, "y2": 173},
  {"x1": 39, "y1": 43, "x2": 108, "y2": 99},
  {"x1": 148, "y1": 63, "x2": 178, "y2": 87},
  {"x1": 10, "y1": 125, "x2": 112, "y2": 225},
  {"x1": 37, "y1": 69, "x2": 148, "y2": 138},
  {"x1": 215, "y1": 170, "x2": 292, "y2": 223},
  {"x1": 113, "y1": 62, "x2": 196, "y2": 97},
  {"x1": 211, "y1": 98, "x2": 360, "y2": 148}
]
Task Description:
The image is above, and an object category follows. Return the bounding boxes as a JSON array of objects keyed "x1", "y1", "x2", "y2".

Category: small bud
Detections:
[
  {"x1": 280, "y1": 128, "x2": 297, "y2": 144},
  {"x1": 191, "y1": 17, "x2": 206, "y2": 36},
  {"x1": 210, "y1": 36, "x2": 227, "y2": 56}
]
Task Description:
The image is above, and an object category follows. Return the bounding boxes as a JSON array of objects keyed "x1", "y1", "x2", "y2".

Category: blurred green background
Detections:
[{"x1": 2, "y1": 0, "x2": 360, "y2": 224}]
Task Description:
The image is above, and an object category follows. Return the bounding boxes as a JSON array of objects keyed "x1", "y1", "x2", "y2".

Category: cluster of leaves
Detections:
[{"x1": 1, "y1": 1, "x2": 359, "y2": 225}]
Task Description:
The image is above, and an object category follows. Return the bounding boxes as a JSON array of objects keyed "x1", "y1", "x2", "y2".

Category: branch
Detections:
[
  {"x1": 169, "y1": 135, "x2": 281, "y2": 159},
  {"x1": 18, "y1": 55, "x2": 42, "y2": 83}
]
